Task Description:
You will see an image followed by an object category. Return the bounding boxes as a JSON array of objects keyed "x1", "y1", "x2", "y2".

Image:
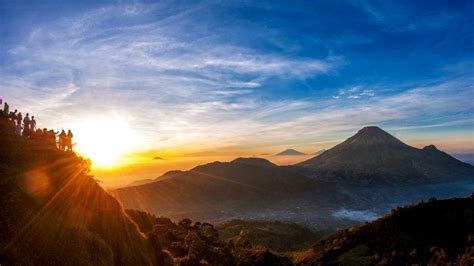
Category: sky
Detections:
[{"x1": 1, "y1": 0, "x2": 473, "y2": 184}]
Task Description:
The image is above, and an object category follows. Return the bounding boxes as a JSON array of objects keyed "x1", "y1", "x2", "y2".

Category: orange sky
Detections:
[{"x1": 91, "y1": 130, "x2": 474, "y2": 187}]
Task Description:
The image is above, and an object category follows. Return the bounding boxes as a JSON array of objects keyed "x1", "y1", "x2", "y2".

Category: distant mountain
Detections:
[
  {"x1": 231, "y1": 157, "x2": 277, "y2": 167},
  {"x1": 112, "y1": 157, "x2": 337, "y2": 223},
  {"x1": 295, "y1": 196, "x2": 474, "y2": 265},
  {"x1": 128, "y1": 178, "x2": 154, "y2": 186},
  {"x1": 276, "y1": 149, "x2": 306, "y2": 156},
  {"x1": 156, "y1": 170, "x2": 185, "y2": 180},
  {"x1": 297, "y1": 126, "x2": 473, "y2": 183},
  {"x1": 126, "y1": 170, "x2": 188, "y2": 187},
  {"x1": 313, "y1": 149, "x2": 325, "y2": 156}
]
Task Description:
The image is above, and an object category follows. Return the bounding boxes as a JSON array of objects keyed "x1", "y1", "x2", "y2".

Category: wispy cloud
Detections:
[
  {"x1": 226, "y1": 76, "x2": 474, "y2": 150},
  {"x1": 1, "y1": 1, "x2": 472, "y2": 154},
  {"x1": 1, "y1": 3, "x2": 340, "y2": 130},
  {"x1": 333, "y1": 86, "x2": 376, "y2": 99}
]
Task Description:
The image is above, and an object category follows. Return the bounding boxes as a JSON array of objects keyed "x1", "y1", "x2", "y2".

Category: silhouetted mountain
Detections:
[
  {"x1": 298, "y1": 126, "x2": 473, "y2": 183},
  {"x1": 156, "y1": 170, "x2": 185, "y2": 181},
  {"x1": 0, "y1": 115, "x2": 159, "y2": 265},
  {"x1": 276, "y1": 149, "x2": 306, "y2": 156},
  {"x1": 295, "y1": 196, "x2": 474, "y2": 265},
  {"x1": 112, "y1": 157, "x2": 337, "y2": 223},
  {"x1": 231, "y1": 157, "x2": 277, "y2": 167},
  {"x1": 128, "y1": 178, "x2": 154, "y2": 187}
]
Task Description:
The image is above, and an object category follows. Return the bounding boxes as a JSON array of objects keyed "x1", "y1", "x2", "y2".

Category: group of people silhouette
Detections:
[{"x1": 1, "y1": 99, "x2": 74, "y2": 152}]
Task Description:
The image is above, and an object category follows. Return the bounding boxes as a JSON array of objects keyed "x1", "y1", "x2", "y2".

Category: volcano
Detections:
[
  {"x1": 297, "y1": 126, "x2": 473, "y2": 183},
  {"x1": 276, "y1": 149, "x2": 306, "y2": 156}
]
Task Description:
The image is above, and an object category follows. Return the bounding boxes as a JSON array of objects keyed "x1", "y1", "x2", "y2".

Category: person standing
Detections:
[
  {"x1": 16, "y1": 112, "x2": 22, "y2": 127},
  {"x1": 66, "y1": 130, "x2": 74, "y2": 151},
  {"x1": 30, "y1": 116, "x2": 36, "y2": 132},
  {"x1": 3, "y1": 102, "x2": 9, "y2": 116},
  {"x1": 59, "y1": 130, "x2": 66, "y2": 151},
  {"x1": 23, "y1": 113, "x2": 31, "y2": 137}
]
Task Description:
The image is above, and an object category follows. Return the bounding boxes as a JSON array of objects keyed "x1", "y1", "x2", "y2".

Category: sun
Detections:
[{"x1": 72, "y1": 118, "x2": 144, "y2": 168}]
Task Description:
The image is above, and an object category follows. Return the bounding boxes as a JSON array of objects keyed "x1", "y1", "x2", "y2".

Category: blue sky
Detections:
[{"x1": 1, "y1": 0, "x2": 473, "y2": 155}]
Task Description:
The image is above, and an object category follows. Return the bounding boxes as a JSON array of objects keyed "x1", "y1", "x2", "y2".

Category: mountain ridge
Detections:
[
  {"x1": 231, "y1": 157, "x2": 277, "y2": 167},
  {"x1": 111, "y1": 158, "x2": 336, "y2": 223}
]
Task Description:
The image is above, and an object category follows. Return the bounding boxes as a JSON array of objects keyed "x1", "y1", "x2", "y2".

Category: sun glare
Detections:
[{"x1": 72, "y1": 118, "x2": 144, "y2": 168}]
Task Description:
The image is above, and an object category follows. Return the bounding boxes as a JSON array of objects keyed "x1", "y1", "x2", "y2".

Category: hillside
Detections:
[
  {"x1": 298, "y1": 126, "x2": 473, "y2": 183},
  {"x1": 125, "y1": 209, "x2": 292, "y2": 265},
  {"x1": 0, "y1": 114, "x2": 159, "y2": 265},
  {"x1": 294, "y1": 196, "x2": 474, "y2": 265}
]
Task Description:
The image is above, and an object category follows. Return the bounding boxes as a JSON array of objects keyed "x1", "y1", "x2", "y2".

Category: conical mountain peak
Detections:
[
  {"x1": 276, "y1": 149, "x2": 306, "y2": 156},
  {"x1": 358, "y1": 126, "x2": 386, "y2": 134},
  {"x1": 356, "y1": 126, "x2": 394, "y2": 137},
  {"x1": 297, "y1": 126, "x2": 473, "y2": 182},
  {"x1": 344, "y1": 126, "x2": 403, "y2": 146}
]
